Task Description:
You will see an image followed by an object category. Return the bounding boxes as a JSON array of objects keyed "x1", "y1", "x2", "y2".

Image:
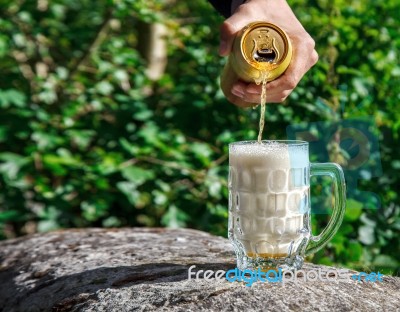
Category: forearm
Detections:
[{"x1": 209, "y1": 0, "x2": 297, "y2": 19}]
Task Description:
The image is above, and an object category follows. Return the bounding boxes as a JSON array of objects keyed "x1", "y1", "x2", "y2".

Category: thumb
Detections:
[{"x1": 219, "y1": 13, "x2": 251, "y2": 56}]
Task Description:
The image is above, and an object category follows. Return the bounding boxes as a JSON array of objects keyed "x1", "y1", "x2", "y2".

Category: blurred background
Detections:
[{"x1": 0, "y1": 0, "x2": 399, "y2": 275}]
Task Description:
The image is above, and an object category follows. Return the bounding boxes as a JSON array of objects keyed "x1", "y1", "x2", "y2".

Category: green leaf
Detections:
[
  {"x1": 37, "y1": 206, "x2": 61, "y2": 233},
  {"x1": 42, "y1": 152, "x2": 82, "y2": 176},
  {"x1": 81, "y1": 200, "x2": 108, "y2": 222},
  {"x1": 66, "y1": 130, "x2": 96, "y2": 149},
  {"x1": 358, "y1": 225, "x2": 375, "y2": 245},
  {"x1": 191, "y1": 142, "x2": 213, "y2": 165},
  {"x1": 96, "y1": 81, "x2": 114, "y2": 95},
  {"x1": 317, "y1": 256, "x2": 334, "y2": 266},
  {"x1": 0, "y1": 210, "x2": 21, "y2": 222},
  {"x1": 120, "y1": 166, "x2": 155, "y2": 186},
  {"x1": 102, "y1": 216, "x2": 122, "y2": 227},
  {"x1": 344, "y1": 199, "x2": 363, "y2": 221},
  {"x1": 0, "y1": 89, "x2": 27, "y2": 108},
  {"x1": 0, "y1": 153, "x2": 30, "y2": 181},
  {"x1": 0, "y1": 35, "x2": 9, "y2": 57},
  {"x1": 119, "y1": 138, "x2": 139, "y2": 155},
  {"x1": 116, "y1": 181, "x2": 140, "y2": 205},
  {"x1": 133, "y1": 109, "x2": 153, "y2": 121},
  {"x1": 347, "y1": 241, "x2": 363, "y2": 261},
  {"x1": 330, "y1": 232, "x2": 346, "y2": 254},
  {"x1": 161, "y1": 205, "x2": 188, "y2": 228},
  {"x1": 153, "y1": 190, "x2": 168, "y2": 205},
  {"x1": 31, "y1": 132, "x2": 65, "y2": 150},
  {"x1": 43, "y1": 153, "x2": 81, "y2": 167},
  {"x1": 373, "y1": 255, "x2": 398, "y2": 269},
  {"x1": 37, "y1": 220, "x2": 60, "y2": 233}
]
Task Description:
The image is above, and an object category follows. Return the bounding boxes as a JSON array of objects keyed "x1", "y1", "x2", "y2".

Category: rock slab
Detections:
[{"x1": 0, "y1": 228, "x2": 399, "y2": 311}]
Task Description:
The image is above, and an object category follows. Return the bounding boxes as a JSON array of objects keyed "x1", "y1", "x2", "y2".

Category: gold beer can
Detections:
[{"x1": 220, "y1": 22, "x2": 292, "y2": 105}]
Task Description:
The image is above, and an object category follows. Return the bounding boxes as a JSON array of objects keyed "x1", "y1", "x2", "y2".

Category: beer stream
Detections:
[{"x1": 257, "y1": 71, "x2": 269, "y2": 144}]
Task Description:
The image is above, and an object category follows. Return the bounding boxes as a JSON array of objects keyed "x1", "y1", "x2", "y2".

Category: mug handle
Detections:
[{"x1": 305, "y1": 163, "x2": 346, "y2": 256}]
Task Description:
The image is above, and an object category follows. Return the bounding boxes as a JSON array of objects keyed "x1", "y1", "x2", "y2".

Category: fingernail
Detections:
[
  {"x1": 219, "y1": 41, "x2": 227, "y2": 56},
  {"x1": 246, "y1": 87, "x2": 260, "y2": 95},
  {"x1": 232, "y1": 86, "x2": 244, "y2": 98}
]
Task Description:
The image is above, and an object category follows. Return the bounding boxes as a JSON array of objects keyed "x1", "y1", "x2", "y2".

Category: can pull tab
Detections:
[
  {"x1": 254, "y1": 47, "x2": 276, "y2": 63},
  {"x1": 251, "y1": 34, "x2": 279, "y2": 63}
]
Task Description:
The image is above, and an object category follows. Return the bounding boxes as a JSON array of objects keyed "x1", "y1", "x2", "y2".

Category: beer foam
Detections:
[
  {"x1": 231, "y1": 141, "x2": 285, "y2": 153},
  {"x1": 229, "y1": 141, "x2": 309, "y2": 173}
]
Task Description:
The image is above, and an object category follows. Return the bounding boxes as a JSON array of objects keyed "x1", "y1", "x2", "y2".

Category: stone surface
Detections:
[{"x1": 0, "y1": 227, "x2": 399, "y2": 311}]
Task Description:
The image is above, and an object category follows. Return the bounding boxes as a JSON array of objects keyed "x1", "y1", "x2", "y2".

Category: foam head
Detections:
[{"x1": 229, "y1": 140, "x2": 309, "y2": 169}]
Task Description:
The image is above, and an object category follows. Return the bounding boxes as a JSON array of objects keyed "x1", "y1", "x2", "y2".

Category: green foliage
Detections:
[{"x1": 0, "y1": 0, "x2": 399, "y2": 275}]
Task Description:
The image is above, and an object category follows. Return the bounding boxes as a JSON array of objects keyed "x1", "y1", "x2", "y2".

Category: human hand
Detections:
[{"x1": 219, "y1": 0, "x2": 318, "y2": 107}]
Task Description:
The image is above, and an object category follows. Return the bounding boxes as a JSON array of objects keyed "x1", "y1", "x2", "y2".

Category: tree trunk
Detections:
[{"x1": 137, "y1": 21, "x2": 168, "y2": 81}]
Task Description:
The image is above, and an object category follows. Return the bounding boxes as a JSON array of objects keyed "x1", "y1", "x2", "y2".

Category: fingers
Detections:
[
  {"x1": 219, "y1": 0, "x2": 320, "y2": 106},
  {"x1": 262, "y1": 36, "x2": 318, "y2": 102},
  {"x1": 230, "y1": 81, "x2": 291, "y2": 104},
  {"x1": 226, "y1": 91, "x2": 257, "y2": 108},
  {"x1": 282, "y1": 35, "x2": 318, "y2": 84},
  {"x1": 219, "y1": 4, "x2": 255, "y2": 56},
  {"x1": 227, "y1": 35, "x2": 319, "y2": 105},
  {"x1": 232, "y1": 82, "x2": 264, "y2": 104}
]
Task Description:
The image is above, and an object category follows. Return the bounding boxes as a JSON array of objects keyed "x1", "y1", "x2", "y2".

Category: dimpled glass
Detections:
[{"x1": 228, "y1": 140, "x2": 346, "y2": 271}]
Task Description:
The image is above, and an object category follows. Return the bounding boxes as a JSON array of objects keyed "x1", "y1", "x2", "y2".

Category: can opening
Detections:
[{"x1": 254, "y1": 48, "x2": 276, "y2": 63}]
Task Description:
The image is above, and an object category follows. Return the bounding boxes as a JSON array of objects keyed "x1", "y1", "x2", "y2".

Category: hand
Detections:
[{"x1": 219, "y1": 0, "x2": 318, "y2": 107}]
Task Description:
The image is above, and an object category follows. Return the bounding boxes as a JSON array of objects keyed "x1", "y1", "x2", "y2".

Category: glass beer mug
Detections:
[{"x1": 228, "y1": 140, "x2": 346, "y2": 270}]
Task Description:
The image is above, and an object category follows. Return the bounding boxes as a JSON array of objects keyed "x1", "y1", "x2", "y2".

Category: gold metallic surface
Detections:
[
  {"x1": 233, "y1": 21, "x2": 292, "y2": 82},
  {"x1": 221, "y1": 22, "x2": 292, "y2": 105}
]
